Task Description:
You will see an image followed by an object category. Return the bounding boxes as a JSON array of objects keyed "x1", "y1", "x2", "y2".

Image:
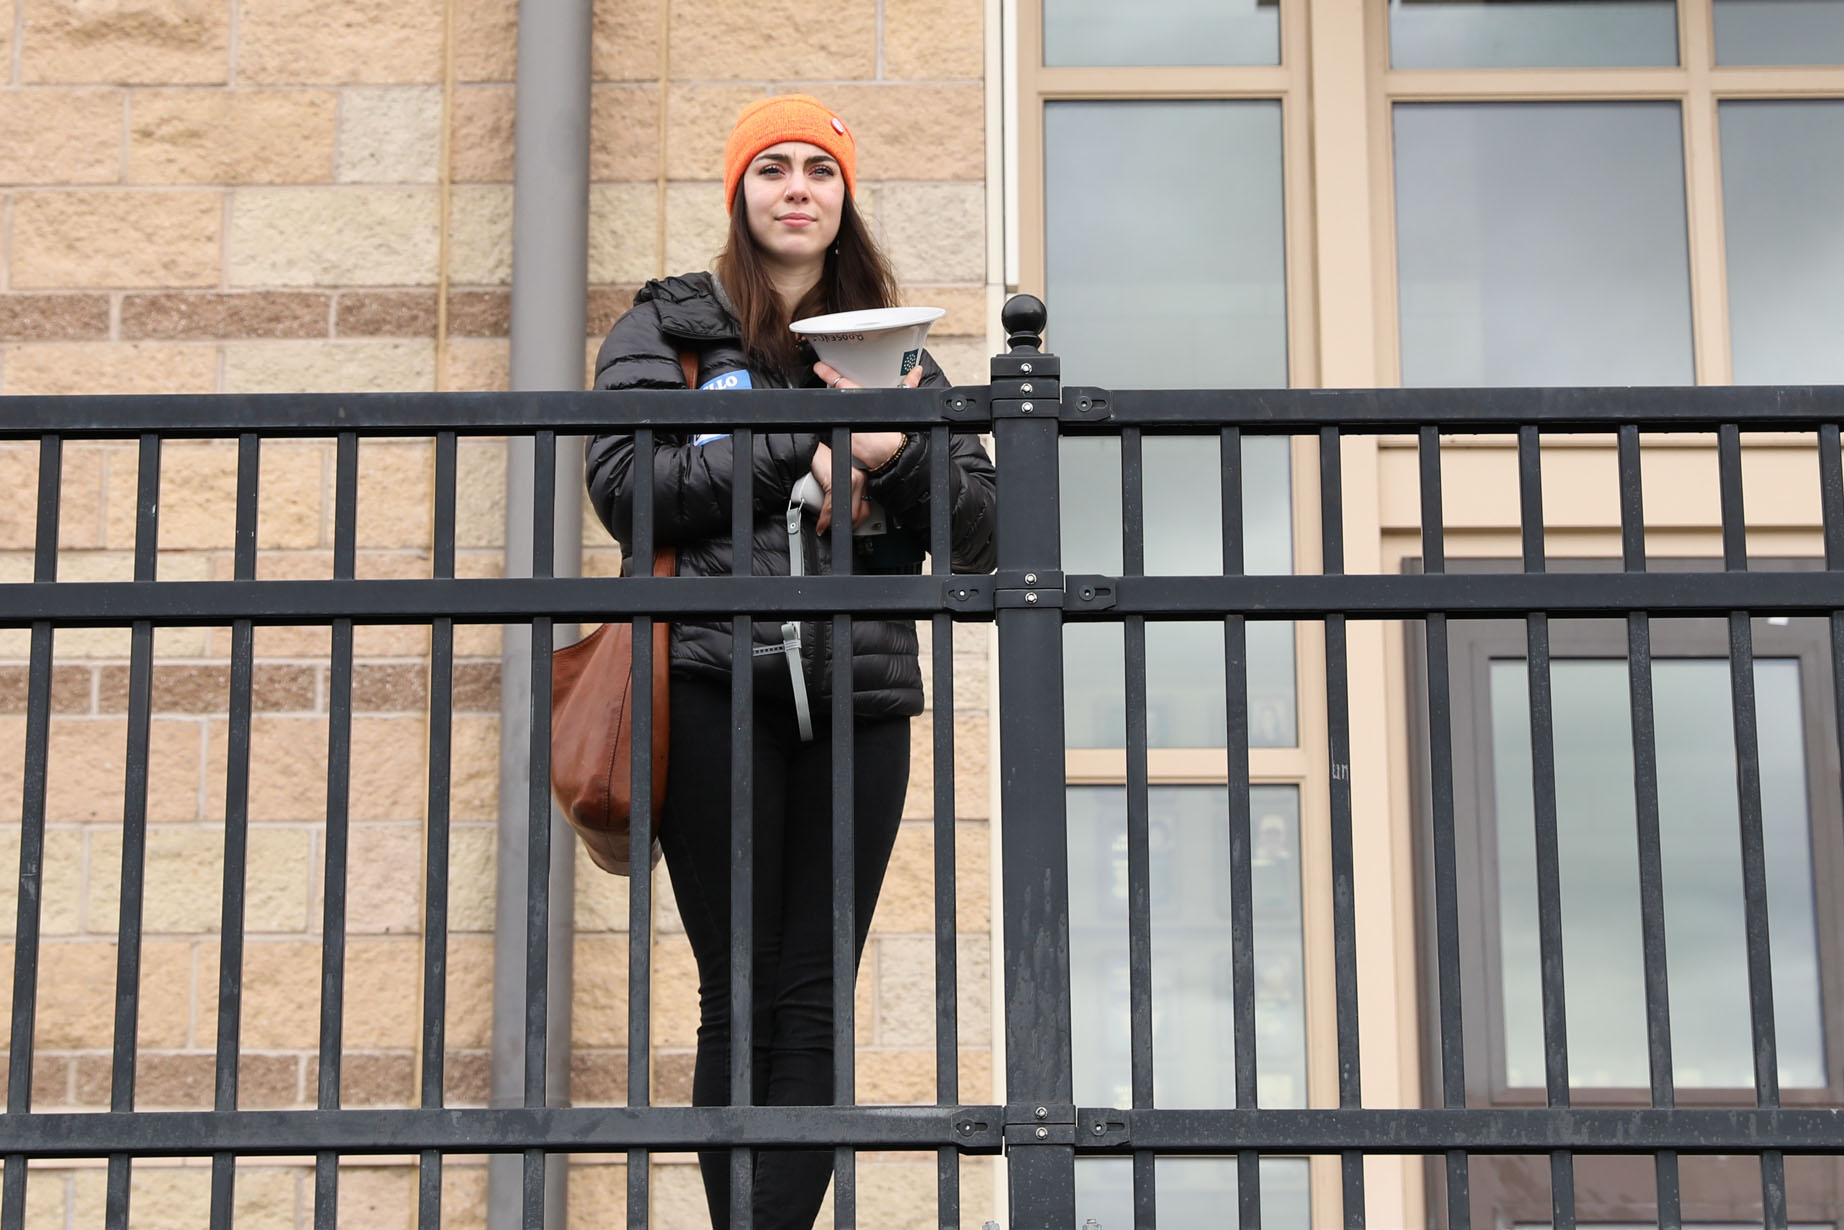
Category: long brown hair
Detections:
[{"x1": 714, "y1": 189, "x2": 900, "y2": 382}]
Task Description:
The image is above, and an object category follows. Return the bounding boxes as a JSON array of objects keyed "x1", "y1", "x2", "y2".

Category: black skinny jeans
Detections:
[{"x1": 660, "y1": 671, "x2": 909, "y2": 1230}]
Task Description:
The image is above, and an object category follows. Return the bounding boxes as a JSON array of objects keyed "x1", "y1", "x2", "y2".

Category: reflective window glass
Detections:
[
  {"x1": 1062, "y1": 435, "x2": 1296, "y2": 748},
  {"x1": 1491, "y1": 657, "x2": 1826, "y2": 1089},
  {"x1": 1719, "y1": 100, "x2": 1844, "y2": 384},
  {"x1": 1068, "y1": 785, "x2": 1308, "y2": 1109},
  {"x1": 1046, "y1": 100, "x2": 1288, "y2": 391},
  {"x1": 1044, "y1": 0, "x2": 1280, "y2": 67},
  {"x1": 1389, "y1": 0, "x2": 1679, "y2": 68},
  {"x1": 1715, "y1": 0, "x2": 1844, "y2": 64},
  {"x1": 1078, "y1": 1156, "x2": 1312, "y2": 1228},
  {"x1": 1394, "y1": 102, "x2": 1695, "y2": 386}
]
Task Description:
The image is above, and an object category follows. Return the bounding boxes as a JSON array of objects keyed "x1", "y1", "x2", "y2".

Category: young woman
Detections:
[{"x1": 584, "y1": 95, "x2": 997, "y2": 1228}]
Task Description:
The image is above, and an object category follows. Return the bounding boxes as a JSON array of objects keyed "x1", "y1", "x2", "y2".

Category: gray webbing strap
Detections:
[{"x1": 778, "y1": 493, "x2": 815, "y2": 741}]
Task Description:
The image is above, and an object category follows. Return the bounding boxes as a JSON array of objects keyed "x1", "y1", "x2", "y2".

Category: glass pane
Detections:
[
  {"x1": 1491, "y1": 657, "x2": 1825, "y2": 1089},
  {"x1": 1394, "y1": 102, "x2": 1695, "y2": 387},
  {"x1": 1069, "y1": 785, "x2": 1307, "y2": 1108},
  {"x1": 1046, "y1": 101, "x2": 1287, "y2": 389},
  {"x1": 1044, "y1": 0, "x2": 1280, "y2": 67},
  {"x1": 1061, "y1": 435, "x2": 1296, "y2": 748},
  {"x1": 1077, "y1": 1157, "x2": 1312, "y2": 1228},
  {"x1": 1719, "y1": 101, "x2": 1844, "y2": 383},
  {"x1": 1390, "y1": 0, "x2": 1679, "y2": 68},
  {"x1": 1715, "y1": 0, "x2": 1844, "y2": 63}
]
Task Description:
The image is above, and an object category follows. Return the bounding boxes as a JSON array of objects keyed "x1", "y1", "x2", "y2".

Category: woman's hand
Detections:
[
  {"x1": 812, "y1": 360, "x2": 919, "y2": 474},
  {"x1": 809, "y1": 442, "x2": 870, "y2": 534}
]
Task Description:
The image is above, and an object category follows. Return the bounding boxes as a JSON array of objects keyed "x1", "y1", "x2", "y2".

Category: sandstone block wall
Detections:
[{"x1": 1, "y1": 0, "x2": 996, "y2": 1224}]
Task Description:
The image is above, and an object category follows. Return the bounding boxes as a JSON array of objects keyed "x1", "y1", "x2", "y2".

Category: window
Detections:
[
  {"x1": 1019, "y1": 0, "x2": 1319, "y2": 1221},
  {"x1": 1384, "y1": 0, "x2": 1844, "y2": 387},
  {"x1": 1411, "y1": 561, "x2": 1844, "y2": 1226}
]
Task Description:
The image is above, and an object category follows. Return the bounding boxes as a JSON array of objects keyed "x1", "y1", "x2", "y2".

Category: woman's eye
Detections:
[{"x1": 811, "y1": 164, "x2": 833, "y2": 176}]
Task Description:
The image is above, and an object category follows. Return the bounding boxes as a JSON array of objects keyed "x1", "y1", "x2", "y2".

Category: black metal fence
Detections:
[{"x1": 3, "y1": 297, "x2": 1844, "y2": 1228}]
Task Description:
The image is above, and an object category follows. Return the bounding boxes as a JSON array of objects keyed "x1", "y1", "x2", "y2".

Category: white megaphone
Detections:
[{"x1": 789, "y1": 305, "x2": 946, "y2": 388}]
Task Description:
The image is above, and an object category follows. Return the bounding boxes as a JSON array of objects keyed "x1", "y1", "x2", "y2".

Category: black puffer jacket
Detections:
[{"x1": 586, "y1": 272, "x2": 998, "y2": 719}]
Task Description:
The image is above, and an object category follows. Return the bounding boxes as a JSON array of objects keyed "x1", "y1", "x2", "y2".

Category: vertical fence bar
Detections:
[
  {"x1": 211, "y1": 433, "x2": 261, "y2": 1229},
  {"x1": 1821, "y1": 429, "x2": 1844, "y2": 1168},
  {"x1": 524, "y1": 430, "x2": 558, "y2": 1225},
  {"x1": 729, "y1": 422, "x2": 755, "y2": 1229},
  {"x1": 1219, "y1": 427, "x2": 1261, "y2": 1229},
  {"x1": 1517, "y1": 427, "x2": 1574, "y2": 1230},
  {"x1": 104, "y1": 434, "x2": 162, "y2": 1229},
  {"x1": 629, "y1": 425, "x2": 663, "y2": 1230},
  {"x1": 1417, "y1": 427, "x2": 1470, "y2": 1230},
  {"x1": 1617, "y1": 426, "x2": 1679, "y2": 1229},
  {"x1": 992, "y1": 304, "x2": 1076, "y2": 1227},
  {"x1": 3, "y1": 435, "x2": 61, "y2": 1228},
  {"x1": 1716, "y1": 424, "x2": 1786, "y2": 1229},
  {"x1": 315, "y1": 432, "x2": 360, "y2": 1228},
  {"x1": 1119, "y1": 428, "x2": 1157, "y2": 1228},
  {"x1": 928, "y1": 424, "x2": 961, "y2": 1226},
  {"x1": 1318, "y1": 426, "x2": 1365, "y2": 1228},
  {"x1": 418, "y1": 431, "x2": 458, "y2": 1229},
  {"x1": 829, "y1": 427, "x2": 857, "y2": 1229}
]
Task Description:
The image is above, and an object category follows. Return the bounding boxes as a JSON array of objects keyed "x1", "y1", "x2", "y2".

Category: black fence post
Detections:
[{"x1": 990, "y1": 295, "x2": 1078, "y2": 1228}]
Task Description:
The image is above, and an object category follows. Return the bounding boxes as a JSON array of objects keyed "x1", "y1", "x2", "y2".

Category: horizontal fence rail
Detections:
[{"x1": 4, "y1": 305, "x2": 1844, "y2": 1228}]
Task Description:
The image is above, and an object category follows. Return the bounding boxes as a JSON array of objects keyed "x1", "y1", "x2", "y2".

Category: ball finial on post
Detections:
[{"x1": 1002, "y1": 294, "x2": 1047, "y2": 354}]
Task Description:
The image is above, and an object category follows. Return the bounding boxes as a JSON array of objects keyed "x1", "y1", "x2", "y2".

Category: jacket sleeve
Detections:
[
  {"x1": 864, "y1": 349, "x2": 998, "y2": 574},
  {"x1": 585, "y1": 305, "x2": 818, "y2": 550}
]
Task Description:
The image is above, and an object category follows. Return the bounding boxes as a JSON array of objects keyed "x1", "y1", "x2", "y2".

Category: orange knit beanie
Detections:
[{"x1": 722, "y1": 95, "x2": 857, "y2": 211}]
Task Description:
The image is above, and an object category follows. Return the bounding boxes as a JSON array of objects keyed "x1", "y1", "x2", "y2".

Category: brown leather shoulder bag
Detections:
[{"x1": 550, "y1": 349, "x2": 697, "y2": 874}]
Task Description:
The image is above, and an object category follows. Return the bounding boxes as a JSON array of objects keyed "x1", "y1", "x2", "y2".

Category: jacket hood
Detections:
[{"x1": 633, "y1": 272, "x2": 739, "y2": 342}]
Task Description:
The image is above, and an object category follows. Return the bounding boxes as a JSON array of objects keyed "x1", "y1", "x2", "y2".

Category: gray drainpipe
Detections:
[{"x1": 490, "y1": 1, "x2": 592, "y2": 1226}]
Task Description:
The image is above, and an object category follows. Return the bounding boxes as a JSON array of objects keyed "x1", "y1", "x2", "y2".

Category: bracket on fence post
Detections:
[{"x1": 989, "y1": 295, "x2": 1079, "y2": 1229}]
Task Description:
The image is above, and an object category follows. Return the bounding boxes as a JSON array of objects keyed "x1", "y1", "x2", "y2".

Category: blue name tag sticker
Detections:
[{"x1": 693, "y1": 370, "x2": 751, "y2": 444}]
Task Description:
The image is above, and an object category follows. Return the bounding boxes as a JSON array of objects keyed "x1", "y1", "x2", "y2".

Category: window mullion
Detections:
[{"x1": 1683, "y1": 0, "x2": 1736, "y2": 385}]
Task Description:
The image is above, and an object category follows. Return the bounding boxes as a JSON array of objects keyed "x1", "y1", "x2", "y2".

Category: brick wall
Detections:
[{"x1": 1, "y1": 0, "x2": 996, "y2": 1224}]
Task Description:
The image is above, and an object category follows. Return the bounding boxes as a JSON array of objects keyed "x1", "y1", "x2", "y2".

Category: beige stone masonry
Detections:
[
  {"x1": 668, "y1": 0, "x2": 876, "y2": 80},
  {"x1": 334, "y1": 290, "x2": 439, "y2": 337},
  {"x1": 454, "y1": 0, "x2": 517, "y2": 82},
  {"x1": 337, "y1": 88, "x2": 443, "y2": 184},
  {"x1": 0, "y1": 293, "x2": 113, "y2": 341},
  {"x1": 449, "y1": 85, "x2": 515, "y2": 182},
  {"x1": 0, "y1": 89, "x2": 125, "y2": 185},
  {"x1": 445, "y1": 337, "x2": 510, "y2": 390},
  {"x1": 659, "y1": 84, "x2": 766, "y2": 180},
  {"x1": 906, "y1": 286, "x2": 986, "y2": 338},
  {"x1": 0, "y1": 341, "x2": 218, "y2": 395},
  {"x1": 11, "y1": 190, "x2": 223, "y2": 289},
  {"x1": 884, "y1": 0, "x2": 985, "y2": 78},
  {"x1": 587, "y1": 183, "x2": 660, "y2": 284},
  {"x1": 871, "y1": 818, "x2": 991, "y2": 936},
  {"x1": 22, "y1": 0, "x2": 230, "y2": 85},
  {"x1": 874, "y1": 183, "x2": 986, "y2": 285},
  {"x1": 662, "y1": 180, "x2": 725, "y2": 276},
  {"x1": 592, "y1": 0, "x2": 662, "y2": 82},
  {"x1": 222, "y1": 339, "x2": 437, "y2": 393},
  {"x1": 40, "y1": 715, "x2": 209, "y2": 822},
  {"x1": 816, "y1": 85, "x2": 986, "y2": 181},
  {"x1": 228, "y1": 188, "x2": 441, "y2": 287},
  {"x1": 121, "y1": 291, "x2": 332, "y2": 339},
  {"x1": 238, "y1": 0, "x2": 444, "y2": 85},
  {"x1": 588, "y1": 84, "x2": 661, "y2": 182},
  {"x1": 447, "y1": 184, "x2": 514, "y2": 285},
  {"x1": 128, "y1": 89, "x2": 339, "y2": 185}
]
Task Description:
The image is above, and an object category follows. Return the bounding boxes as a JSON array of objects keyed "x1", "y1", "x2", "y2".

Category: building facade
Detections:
[{"x1": 3, "y1": 0, "x2": 1843, "y2": 1226}]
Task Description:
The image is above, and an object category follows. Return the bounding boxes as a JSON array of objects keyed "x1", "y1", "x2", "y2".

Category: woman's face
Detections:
[{"x1": 740, "y1": 140, "x2": 845, "y2": 270}]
